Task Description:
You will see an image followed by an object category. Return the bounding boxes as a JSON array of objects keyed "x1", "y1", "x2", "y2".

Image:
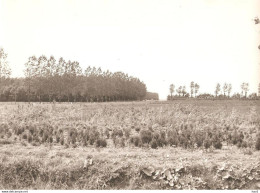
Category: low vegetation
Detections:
[{"x1": 0, "y1": 100, "x2": 259, "y2": 189}]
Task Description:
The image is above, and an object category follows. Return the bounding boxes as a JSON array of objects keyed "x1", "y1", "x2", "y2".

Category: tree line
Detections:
[
  {"x1": 168, "y1": 82, "x2": 260, "y2": 100},
  {"x1": 0, "y1": 48, "x2": 148, "y2": 102}
]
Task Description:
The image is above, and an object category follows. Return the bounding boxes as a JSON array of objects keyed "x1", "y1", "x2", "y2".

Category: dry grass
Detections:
[{"x1": 0, "y1": 100, "x2": 260, "y2": 189}]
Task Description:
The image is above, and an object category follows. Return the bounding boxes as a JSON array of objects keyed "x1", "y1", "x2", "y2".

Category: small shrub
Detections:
[
  {"x1": 6, "y1": 131, "x2": 12, "y2": 138},
  {"x1": 157, "y1": 137, "x2": 167, "y2": 147},
  {"x1": 120, "y1": 138, "x2": 125, "y2": 147},
  {"x1": 130, "y1": 136, "x2": 141, "y2": 147},
  {"x1": 124, "y1": 128, "x2": 131, "y2": 139},
  {"x1": 203, "y1": 138, "x2": 212, "y2": 149},
  {"x1": 56, "y1": 135, "x2": 60, "y2": 143},
  {"x1": 153, "y1": 132, "x2": 160, "y2": 140},
  {"x1": 42, "y1": 132, "x2": 48, "y2": 143},
  {"x1": 22, "y1": 133, "x2": 27, "y2": 140},
  {"x1": 33, "y1": 135, "x2": 40, "y2": 143},
  {"x1": 96, "y1": 138, "x2": 107, "y2": 148},
  {"x1": 140, "y1": 130, "x2": 152, "y2": 144},
  {"x1": 160, "y1": 131, "x2": 166, "y2": 140},
  {"x1": 17, "y1": 127, "x2": 24, "y2": 135},
  {"x1": 255, "y1": 134, "x2": 260, "y2": 150},
  {"x1": 151, "y1": 139, "x2": 158, "y2": 149},
  {"x1": 29, "y1": 126, "x2": 35, "y2": 135},
  {"x1": 27, "y1": 134, "x2": 33, "y2": 143},
  {"x1": 135, "y1": 127, "x2": 141, "y2": 132},
  {"x1": 71, "y1": 134, "x2": 76, "y2": 145},
  {"x1": 60, "y1": 137, "x2": 64, "y2": 145},
  {"x1": 112, "y1": 129, "x2": 124, "y2": 138},
  {"x1": 49, "y1": 136, "x2": 53, "y2": 143},
  {"x1": 65, "y1": 143, "x2": 69, "y2": 148},
  {"x1": 105, "y1": 128, "x2": 110, "y2": 139},
  {"x1": 213, "y1": 140, "x2": 222, "y2": 149}
]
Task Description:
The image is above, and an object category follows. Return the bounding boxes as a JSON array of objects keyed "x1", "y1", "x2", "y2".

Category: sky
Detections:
[{"x1": 0, "y1": 0, "x2": 259, "y2": 100}]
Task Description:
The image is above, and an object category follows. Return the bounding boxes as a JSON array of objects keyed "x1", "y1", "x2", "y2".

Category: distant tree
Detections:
[
  {"x1": 169, "y1": 84, "x2": 175, "y2": 99},
  {"x1": 227, "y1": 84, "x2": 232, "y2": 98},
  {"x1": 215, "y1": 83, "x2": 221, "y2": 97},
  {"x1": 177, "y1": 86, "x2": 182, "y2": 97},
  {"x1": 194, "y1": 83, "x2": 199, "y2": 97},
  {"x1": 0, "y1": 48, "x2": 11, "y2": 79},
  {"x1": 258, "y1": 83, "x2": 260, "y2": 97},
  {"x1": 0, "y1": 48, "x2": 11, "y2": 99},
  {"x1": 24, "y1": 56, "x2": 38, "y2": 102},
  {"x1": 190, "y1": 81, "x2": 194, "y2": 97},
  {"x1": 223, "y1": 83, "x2": 228, "y2": 97},
  {"x1": 182, "y1": 86, "x2": 187, "y2": 96},
  {"x1": 35, "y1": 55, "x2": 48, "y2": 101},
  {"x1": 241, "y1": 82, "x2": 249, "y2": 98}
]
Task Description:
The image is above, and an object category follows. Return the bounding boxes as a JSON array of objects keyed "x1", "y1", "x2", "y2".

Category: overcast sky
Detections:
[{"x1": 0, "y1": 0, "x2": 259, "y2": 100}]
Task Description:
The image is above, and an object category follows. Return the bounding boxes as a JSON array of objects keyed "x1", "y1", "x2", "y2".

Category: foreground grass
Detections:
[{"x1": 0, "y1": 142, "x2": 260, "y2": 190}]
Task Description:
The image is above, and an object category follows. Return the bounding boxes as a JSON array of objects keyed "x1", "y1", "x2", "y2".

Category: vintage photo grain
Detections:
[{"x1": 0, "y1": 0, "x2": 260, "y2": 191}]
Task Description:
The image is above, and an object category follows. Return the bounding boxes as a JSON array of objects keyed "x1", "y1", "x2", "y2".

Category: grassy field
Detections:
[{"x1": 0, "y1": 100, "x2": 260, "y2": 190}]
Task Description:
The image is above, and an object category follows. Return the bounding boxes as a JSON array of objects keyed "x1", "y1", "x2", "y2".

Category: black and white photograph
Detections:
[{"x1": 0, "y1": 0, "x2": 260, "y2": 191}]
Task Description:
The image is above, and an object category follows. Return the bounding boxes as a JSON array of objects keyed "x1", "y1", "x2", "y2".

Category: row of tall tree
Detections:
[
  {"x1": 169, "y1": 82, "x2": 200, "y2": 99},
  {"x1": 0, "y1": 49, "x2": 147, "y2": 102},
  {"x1": 168, "y1": 82, "x2": 259, "y2": 100}
]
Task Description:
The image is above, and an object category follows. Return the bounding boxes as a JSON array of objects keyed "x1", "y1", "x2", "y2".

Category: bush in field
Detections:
[
  {"x1": 167, "y1": 136, "x2": 179, "y2": 146},
  {"x1": 42, "y1": 132, "x2": 48, "y2": 143},
  {"x1": 160, "y1": 130, "x2": 166, "y2": 139},
  {"x1": 111, "y1": 129, "x2": 124, "y2": 138},
  {"x1": 153, "y1": 132, "x2": 160, "y2": 140},
  {"x1": 22, "y1": 133, "x2": 27, "y2": 140},
  {"x1": 130, "y1": 136, "x2": 141, "y2": 147},
  {"x1": 60, "y1": 137, "x2": 64, "y2": 145},
  {"x1": 56, "y1": 135, "x2": 60, "y2": 143},
  {"x1": 88, "y1": 130, "x2": 100, "y2": 145},
  {"x1": 27, "y1": 134, "x2": 32, "y2": 143},
  {"x1": 193, "y1": 131, "x2": 205, "y2": 148},
  {"x1": 16, "y1": 127, "x2": 24, "y2": 135},
  {"x1": 203, "y1": 137, "x2": 212, "y2": 149},
  {"x1": 135, "y1": 126, "x2": 141, "y2": 132},
  {"x1": 256, "y1": 134, "x2": 260, "y2": 150},
  {"x1": 105, "y1": 128, "x2": 110, "y2": 139},
  {"x1": 241, "y1": 141, "x2": 248, "y2": 148},
  {"x1": 39, "y1": 129, "x2": 44, "y2": 137},
  {"x1": 151, "y1": 139, "x2": 158, "y2": 149},
  {"x1": 140, "y1": 130, "x2": 152, "y2": 144},
  {"x1": 212, "y1": 136, "x2": 222, "y2": 149},
  {"x1": 28, "y1": 125, "x2": 35, "y2": 135},
  {"x1": 33, "y1": 135, "x2": 40, "y2": 143},
  {"x1": 124, "y1": 128, "x2": 131, "y2": 139},
  {"x1": 49, "y1": 136, "x2": 53, "y2": 143},
  {"x1": 71, "y1": 134, "x2": 76, "y2": 145},
  {"x1": 119, "y1": 138, "x2": 125, "y2": 147},
  {"x1": 157, "y1": 137, "x2": 167, "y2": 147},
  {"x1": 96, "y1": 138, "x2": 107, "y2": 148}
]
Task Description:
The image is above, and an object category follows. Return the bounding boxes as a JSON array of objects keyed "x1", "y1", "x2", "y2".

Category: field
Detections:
[{"x1": 0, "y1": 100, "x2": 260, "y2": 190}]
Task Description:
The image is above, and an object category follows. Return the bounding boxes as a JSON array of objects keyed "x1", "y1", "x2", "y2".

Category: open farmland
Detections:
[{"x1": 0, "y1": 100, "x2": 260, "y2": 189}]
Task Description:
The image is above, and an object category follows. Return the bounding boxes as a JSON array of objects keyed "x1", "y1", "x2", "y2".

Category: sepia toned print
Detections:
[{"x1": 0, "y1": 0, "x2": 260, "y2": 190}]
